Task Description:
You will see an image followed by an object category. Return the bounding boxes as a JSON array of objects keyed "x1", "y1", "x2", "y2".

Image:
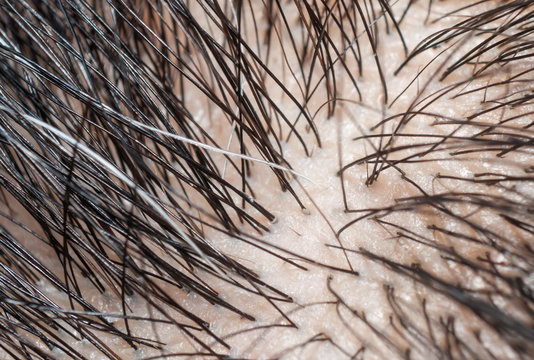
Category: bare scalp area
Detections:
[{"x1": 0, "y1": 0, "x2": 534, "y2": 359}]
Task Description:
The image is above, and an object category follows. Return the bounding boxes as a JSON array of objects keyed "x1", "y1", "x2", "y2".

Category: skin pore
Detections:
[{"x1": 0, "y1": 0, "x2": 534, "y2": 359}]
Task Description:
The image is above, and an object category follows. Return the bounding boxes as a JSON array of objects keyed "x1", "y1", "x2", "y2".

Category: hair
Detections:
[{"x1": 0, "y1": 0, "x2": 533, "y2": 359}]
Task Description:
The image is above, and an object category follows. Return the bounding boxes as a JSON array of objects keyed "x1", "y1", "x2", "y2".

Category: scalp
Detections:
[{"x1": 0, "y1": 1, "x2": 534, "y2": 359}]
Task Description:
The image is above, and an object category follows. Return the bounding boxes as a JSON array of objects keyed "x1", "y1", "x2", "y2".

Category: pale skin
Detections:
[{"x1": 1, "y1": 1, "x2": 533, "y2": 359}]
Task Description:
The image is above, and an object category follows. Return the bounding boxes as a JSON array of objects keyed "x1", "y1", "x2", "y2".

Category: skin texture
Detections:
[{"x1": 0, "y1": 0, "x2": 534, "y2": 359}]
